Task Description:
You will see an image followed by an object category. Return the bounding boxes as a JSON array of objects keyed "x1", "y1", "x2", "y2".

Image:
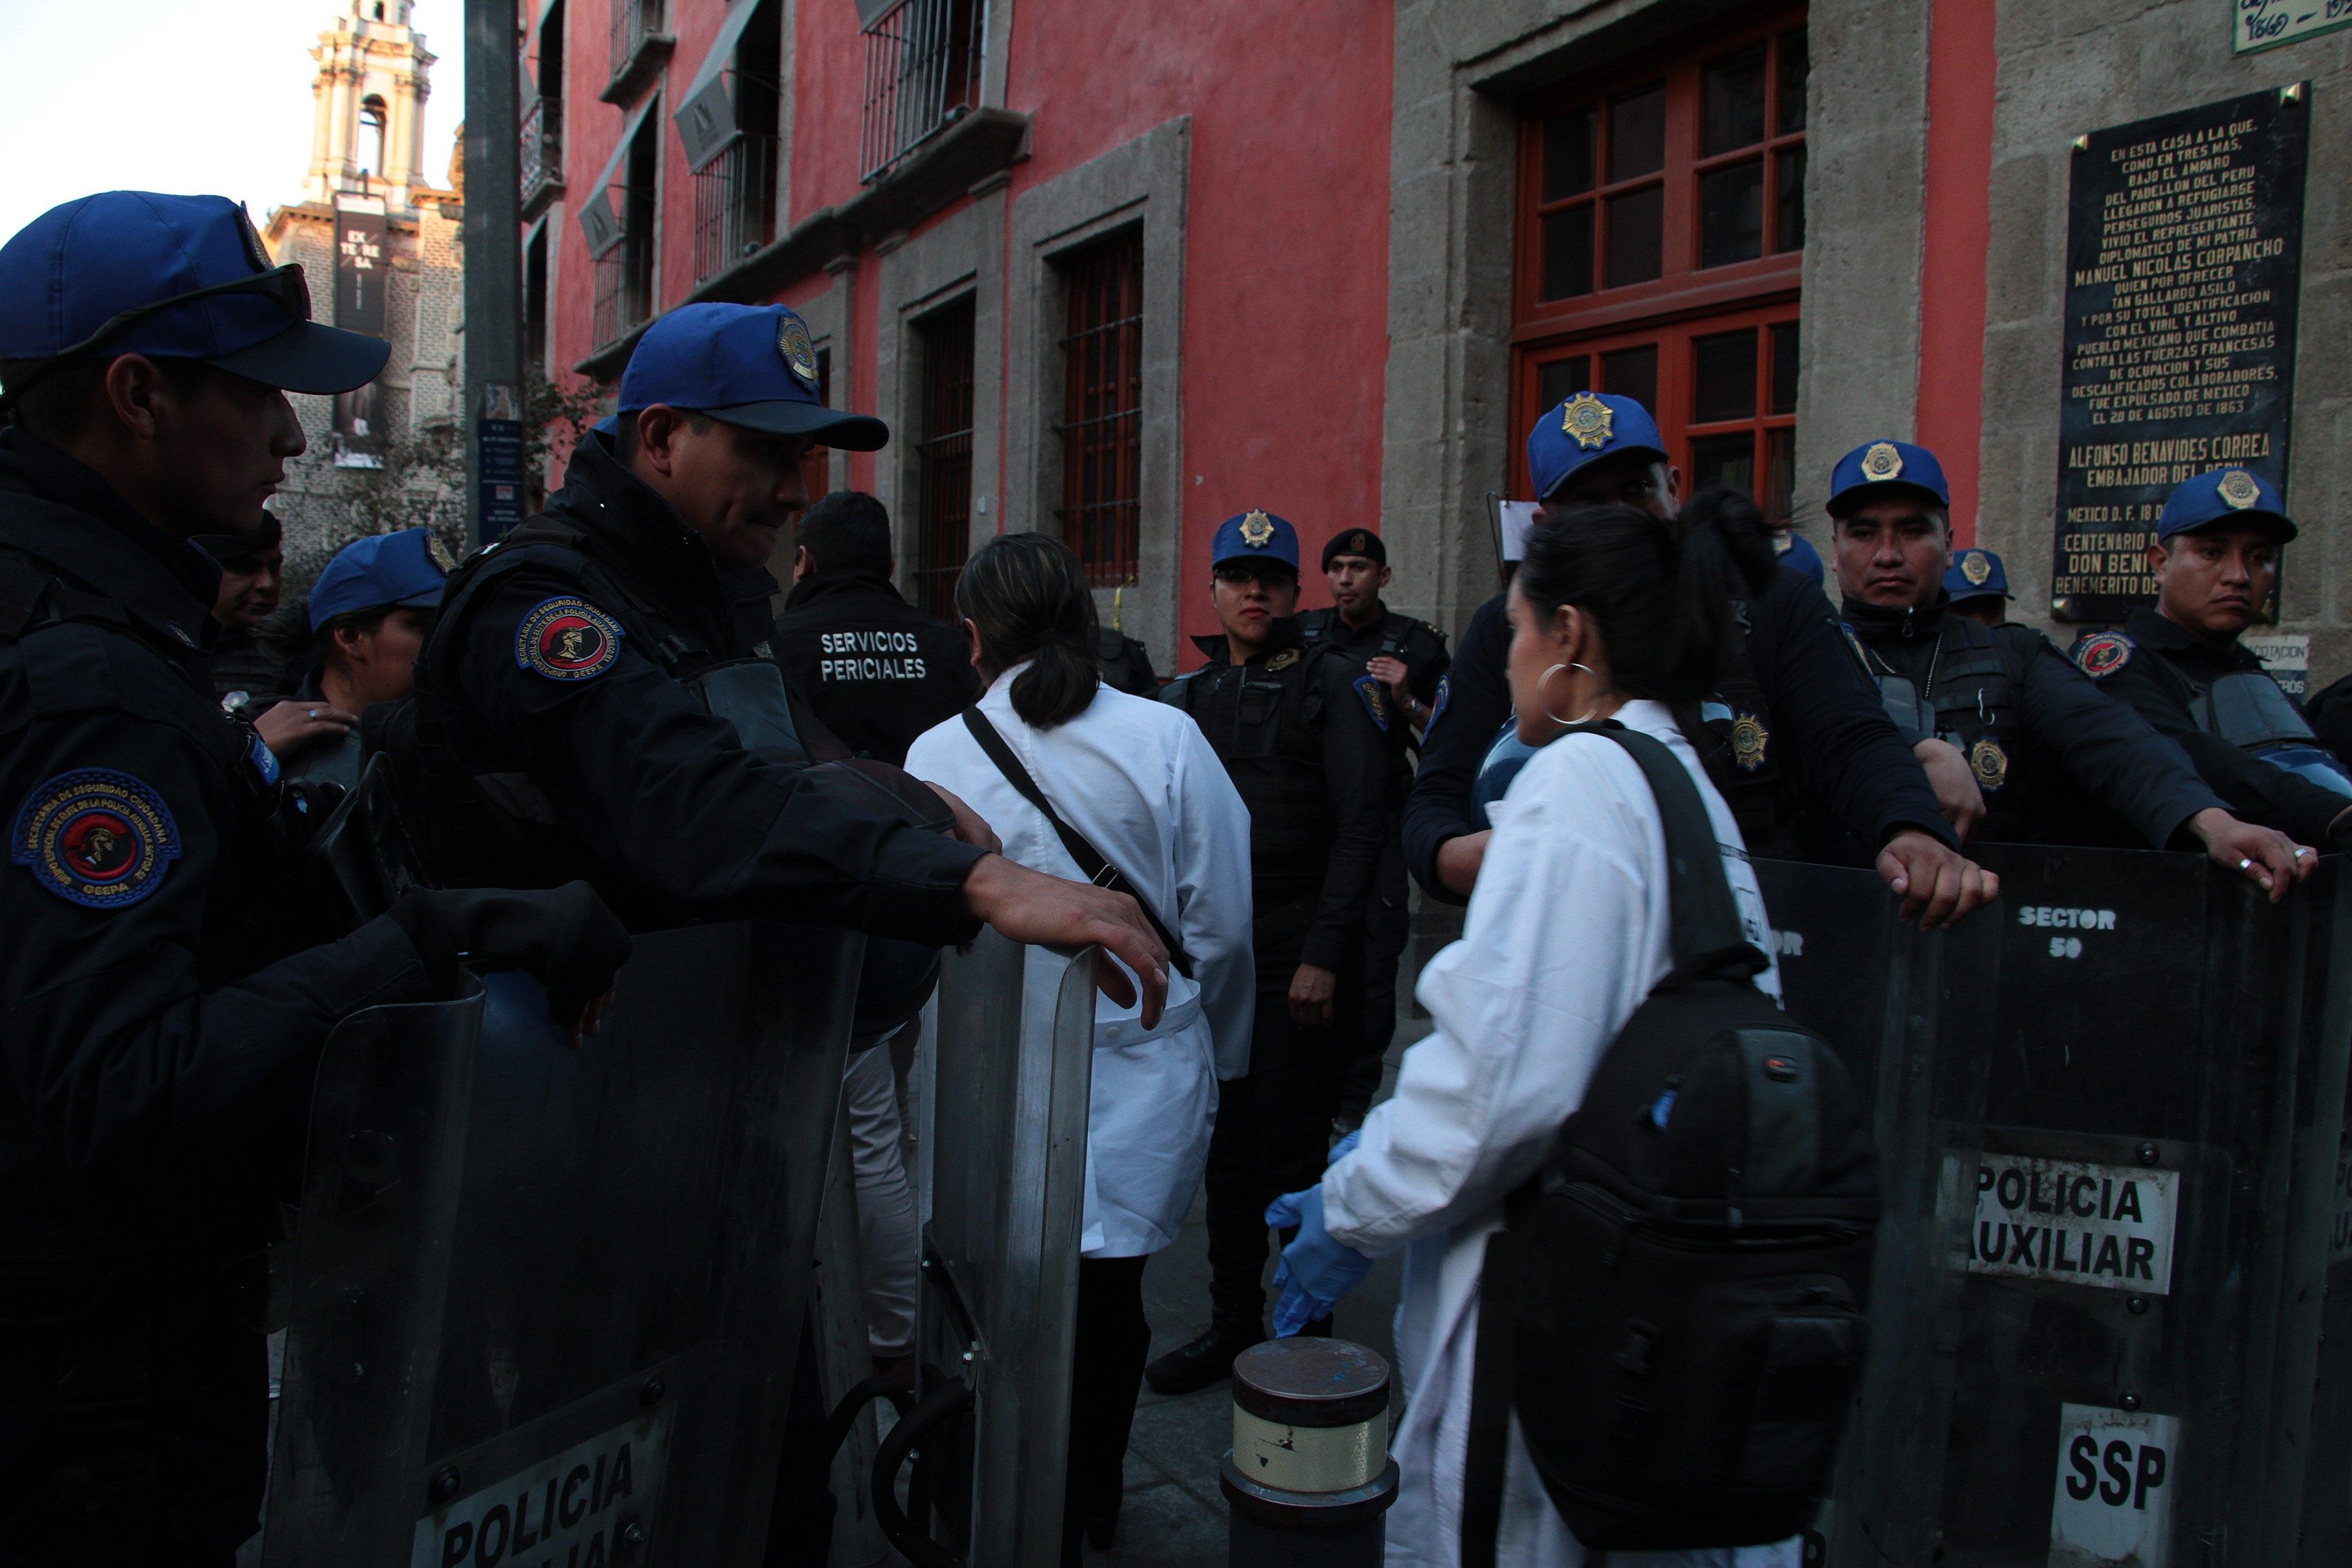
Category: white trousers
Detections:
[{"x1": 843, "y1": 1042, "x2": 921, "y2": 1358}]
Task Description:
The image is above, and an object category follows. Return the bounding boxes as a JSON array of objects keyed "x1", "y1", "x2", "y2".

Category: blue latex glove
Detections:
[
  {"x1": 1327, "y1": 1129, "x2": 1361, "y2": 1165},
  {"x1": 1264, "y1": 1186, "x2": 1374, "y2": 1337}
]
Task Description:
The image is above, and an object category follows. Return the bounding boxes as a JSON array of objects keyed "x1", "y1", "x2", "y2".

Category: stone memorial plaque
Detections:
[{"x1": 2051, "y1": 86, "x2": 2309, "y2": 623}]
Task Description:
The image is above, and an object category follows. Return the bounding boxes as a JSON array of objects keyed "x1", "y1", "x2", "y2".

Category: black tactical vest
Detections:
[
  {"x1": 1162, "y1": 642, "x2": 1338, "y2": 903},
  {"x1": 405, "y1": 516, "x2": 813, "y2": 905},
  {"x1": 1853, "y1": 615, "x2": 2034, "y2": 842}
]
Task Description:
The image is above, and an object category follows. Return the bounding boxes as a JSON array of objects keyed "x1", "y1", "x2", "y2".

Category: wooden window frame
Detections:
[
  {"x1": 1511, "y1": 8, "x2": 1807, "y2": 517},
  {"x1": 912, "y1": 296, "x2": 977, "y2": 623},
  {"x1": 1055, "y1": 227, "x2": 1145, "y2": 589}
]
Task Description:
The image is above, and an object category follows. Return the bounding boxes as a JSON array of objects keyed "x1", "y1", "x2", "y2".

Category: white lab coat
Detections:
[
  {"x1": 1321, "y1": 700, "x2": 1791, "y2": 1568},
  {"x1": 906, "y1": 665, "x2": 1256, "y2": 1258}
]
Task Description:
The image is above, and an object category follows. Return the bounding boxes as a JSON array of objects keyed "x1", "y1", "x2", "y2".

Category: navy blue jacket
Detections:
[
  {"x1": 421, "y1": 433, "x2": 986, "y2": 944},
  {"x1": 1404, "y1": 566, "x2": 1955, "y2": 901}
]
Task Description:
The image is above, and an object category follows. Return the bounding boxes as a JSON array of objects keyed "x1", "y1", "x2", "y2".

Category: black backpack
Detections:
[{"x1": 1461, "y1": 725, "x2": 1877, "y2": 1562}]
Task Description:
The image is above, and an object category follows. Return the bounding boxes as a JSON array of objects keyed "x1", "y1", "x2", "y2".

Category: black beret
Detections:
[
  {"x1": 1321, "y1": 528, "x2": 1386, "y2": 569},
  {"x1": 191, "y1": 513, "x2": 284, "y2": 566}
]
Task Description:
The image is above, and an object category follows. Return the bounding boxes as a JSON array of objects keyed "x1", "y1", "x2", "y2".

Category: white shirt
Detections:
[
  {"x1": 1322, "y1": 700, "x2": 1788, "y2": 1568},
  {"x1": 906, "y1": 664, "x2": 1256, "y2": 1255}
]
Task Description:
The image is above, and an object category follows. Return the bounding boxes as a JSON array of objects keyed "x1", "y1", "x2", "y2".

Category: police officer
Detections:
[
  {"x1": 1945, "y1": 544, "x2": 2011, "y2": 627},
  {"x1": 407, "y1": 299, "x2": 1168, "y2": 1002},
  {"x1": 2069, "y1": 466, "x2": 2352, "y2": 849},
  {"x1": 1297, "y1": 526, "x2": 1449, "y2": 1129},
  {"x1": 278, "y1": 526, "x2": 451, "y2": 788},
  {"x1": 200, "y1": 513, "x2": 288, "y2": 702},
  {"x1": 1828, "y1": 440, "x2": 2306, "y2": 895},
  {"x1": 1146, "y1": 508, "x2": 1389, "y2": 1393},
  {"x1": 771, "y1": 487, "x2": 977, "y2": 766},
  {"x1": 0, "y1": 192, "x2": 631, "y2": 1565},
  {"x1": 1300, "y1": 526, "x2": 1451, "y2": 735},
  {"x1": 1404, "y1": 391, "x2": 1997, "y2": 930}
]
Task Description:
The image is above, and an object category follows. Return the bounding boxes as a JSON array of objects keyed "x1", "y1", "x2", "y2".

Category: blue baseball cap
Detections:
[
  {"x1": 1776, "y1": 530, "x2": 1825, "y2": 586},
  {"x1": 616, "y1": 302, "x2": 886, "y2": 451},
  {"x1": 1211, "y1": 509, "x2": 1300, "y2": 572},
  {"x1": 308, "y1": 528, "x2": 454, "y2": 631},
  {"x1": 1526, "y1": 392, "x2": 1669, "y2": 502},
  {"x1": 0, "y1": 192, "x2": 388, "y2": 399},
  {"x1": 2157, "y1": 467, "x2": 2296, "y2": 543},
  {"x1": 1945, "y1": 547, "x2": 2010, "y2": 604},
  {"x1": 1938, "y1": 545, "x2": 2013, "y2": 606},
  {"x1": 1828, "y1": 439, "x2": 1949, "y2": 517}
]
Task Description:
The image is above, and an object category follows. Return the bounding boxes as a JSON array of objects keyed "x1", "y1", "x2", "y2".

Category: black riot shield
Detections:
[
  {"x1": 1753, "y1": 858, "x2": 2001, "y2": 1566},
  {"x1": 884, "y1": 930, "x2": 1097, "y2": 1566},
  {"x1": 263, "y1": 921, "x2": 862, "y2": 1568},
  {"x1": 1766, "y1": 848, "x2": 2352, "y2": 1568}
]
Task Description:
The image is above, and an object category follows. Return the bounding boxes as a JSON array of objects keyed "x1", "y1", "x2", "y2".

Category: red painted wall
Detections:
[{"x1": 545, "y1": 0, "x2": 1396, "y2": 661}]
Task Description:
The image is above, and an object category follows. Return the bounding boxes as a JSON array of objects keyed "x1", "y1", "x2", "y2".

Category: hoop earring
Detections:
[{"x1": 1539, "y1": 661, "x2": 1603, "y2": 727}]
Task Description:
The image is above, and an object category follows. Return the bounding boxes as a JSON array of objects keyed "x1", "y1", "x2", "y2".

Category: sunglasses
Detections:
[{"x1": 0, "y1": 264, "x2": 313, "y2": 407}]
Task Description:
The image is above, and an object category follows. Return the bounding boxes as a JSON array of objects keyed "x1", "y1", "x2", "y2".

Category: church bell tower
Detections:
[{"x1": 304, "y1": 0, "x2": 436, "y2": 212}]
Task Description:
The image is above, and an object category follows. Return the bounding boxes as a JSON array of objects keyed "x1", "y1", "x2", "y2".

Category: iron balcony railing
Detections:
[
  {"x1": 520, "y1": 95, "x2": 563, "y2": 210},
  {"x1": 692, "y1": 134, "x2": 778, "y2": 284},
  {"x1": 859, "y1": 0, "x2": 982, "y2": 185},
  {"x1": 592, "y1": 233, "x2": 652, "y2": 349},
  {"x1": 609, "y1": 0, "x2": 667, "y2": 84}
]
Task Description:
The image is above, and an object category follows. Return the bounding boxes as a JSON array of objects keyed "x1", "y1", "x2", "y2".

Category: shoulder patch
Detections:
[
  {"x1": 1426, "y1": 675, "x2": 1451, "y2": 737},
  {"x1": 12, "y1": 769, "x2": 182, "y2": 910},
  {"x1": 1838, "y1": 621, "x2": 1873, "y2": 675},
  {"x1": 2073, "y1": 631, "x2": 2135, "y2": 681},
  {"x1": 247, "y1": 728, "x2": 280, "y2": 787},
  {"x1": 515, "y1": 597, "x2": 625, "y2": 681},
  {"x1": 1352, "y1": 672, "x2": 1393, "y2": 733}
]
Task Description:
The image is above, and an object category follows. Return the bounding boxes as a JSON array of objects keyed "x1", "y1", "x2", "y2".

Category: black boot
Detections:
[{"x1": 1143, "y1": 1311, "x2": 1264, "y2": 1396}]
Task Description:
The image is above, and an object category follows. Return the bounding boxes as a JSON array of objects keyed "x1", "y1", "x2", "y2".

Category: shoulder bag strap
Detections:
[
  {"x1": 1569, "y1": 722, "x2": 1768, "y2": 985},
  {"x1": 960, "y1": 707, "x2": 1194, "y2": 979}
]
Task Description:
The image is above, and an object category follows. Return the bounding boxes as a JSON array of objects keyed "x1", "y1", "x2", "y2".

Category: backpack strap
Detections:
[
  {"x1": 1567, "y1": 722, "x2": 1769, "y2": 986},
  {"x1": 959, "y1": 707, "x2": 1195, "y2": 980},
  {"x1": 1459, "y1": 1224, "x2": 1520, "y2": 1568}
]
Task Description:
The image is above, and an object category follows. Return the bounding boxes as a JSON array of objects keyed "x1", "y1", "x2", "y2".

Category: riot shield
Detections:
[
  {"x1": 264, "y1": 921, "x2": 863, "y2": 1568},
  {"x1": 1753, "y1": 858, "x2": 2000, "y2": 1567},
  {"x1": 1768, "y1": 848, "x2": 2352, "y2": 1568},
  {"x1": 885, "y1": 931, "x2": 1098, "y2": 1566}
]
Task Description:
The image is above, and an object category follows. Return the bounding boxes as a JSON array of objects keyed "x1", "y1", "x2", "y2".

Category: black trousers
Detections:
[
  {"x1": 1339, "y1": 836, "x2": 1411, "y2": 1125},
  {"x1": 1064, "y1": 1255, "x2": 1151, "y2": 1542},
  {"x1": 1204, "y1": 960, "x2": 1361, "y2": 1321}
]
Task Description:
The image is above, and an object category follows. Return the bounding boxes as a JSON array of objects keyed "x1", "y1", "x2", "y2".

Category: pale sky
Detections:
[{"x1": 0, "y1": 0, "x2": 467, "y2": 249}]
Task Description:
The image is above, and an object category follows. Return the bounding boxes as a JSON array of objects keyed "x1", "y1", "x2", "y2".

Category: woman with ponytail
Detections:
[
  {"x1": 1262, "y1": 501, "x2": 1811, "y2": 1566},
  {"x1": 903, "y1": 532, "x2": 1255, "y2": 1562}
]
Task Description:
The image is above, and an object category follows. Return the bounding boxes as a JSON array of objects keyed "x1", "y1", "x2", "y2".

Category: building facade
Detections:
[
  {"x1": 266, "y1": 0, "x2": 467, "y2": 578},
  {"x1": 521, "y1": 0, "x2": 2352, "y2": 683}
]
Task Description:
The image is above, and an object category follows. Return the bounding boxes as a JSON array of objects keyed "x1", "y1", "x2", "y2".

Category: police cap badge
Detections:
[
  {"x1": 1240, "y1": 509, "x2": 1276, "y2": 549},
  {"x1": 1860, "y1": 442, "x2": 1904, "y2": 483},
  {"x1": 1561, "y1": 392, "x2": 1615, "y2": 451},
  {"x1": 1961, "y1": 550, "x2": 1992, "y2": 587},
  {"x1": 426, "y1": 533, "x2": 461, "y2": 575},
  {"x1": 2218, "y1": 470, "x2": 2261, "y2": 510},
  {"x1": 778, "y1": 313, "x2": 821, "y2": 388}
]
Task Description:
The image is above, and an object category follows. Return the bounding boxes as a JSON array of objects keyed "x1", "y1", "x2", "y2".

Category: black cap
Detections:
[{"x1": 1321, "y1": 528, "x2": 1386, "y2": 570}]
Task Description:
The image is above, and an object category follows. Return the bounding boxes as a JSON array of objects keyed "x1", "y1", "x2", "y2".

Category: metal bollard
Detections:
[{"x1": 1221, "y1": 1338, "x2": 1399, "y2": 1567}]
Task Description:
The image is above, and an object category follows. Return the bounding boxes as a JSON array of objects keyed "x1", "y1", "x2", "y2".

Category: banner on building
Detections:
[
  {"x1": 2050, "y1": 86, "x2": 2310, "y2": 624},
  {"x1": 332, "y1": 194, "x2": 389, "y2": 464}
]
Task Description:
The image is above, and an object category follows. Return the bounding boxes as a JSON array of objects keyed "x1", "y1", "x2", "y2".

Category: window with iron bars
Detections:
[
  {"x1": 691, "y1": 0, "x2": 782, "y2": 285},
  {"x1": 609, "y1": 0, "x2": 668, "y2": 82},
  {"x1": 522, "y1": 1, "x2": 565, "y2": 212},
  {"x1": 1055, "y1": 230, "x2": 1143, "y2": 588},
  {"x1": 591, "y1": 119, "x2": 657, "y2": 349},
  {"x1": 911, "y1": 298, "x2": 977, "y2": 622},
  {"x1": 693, "y1": 135, "x2": 776, "y2": 284},
  {"x1": 859, "y1": 0, "x2": 982, "y2": 185}
]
